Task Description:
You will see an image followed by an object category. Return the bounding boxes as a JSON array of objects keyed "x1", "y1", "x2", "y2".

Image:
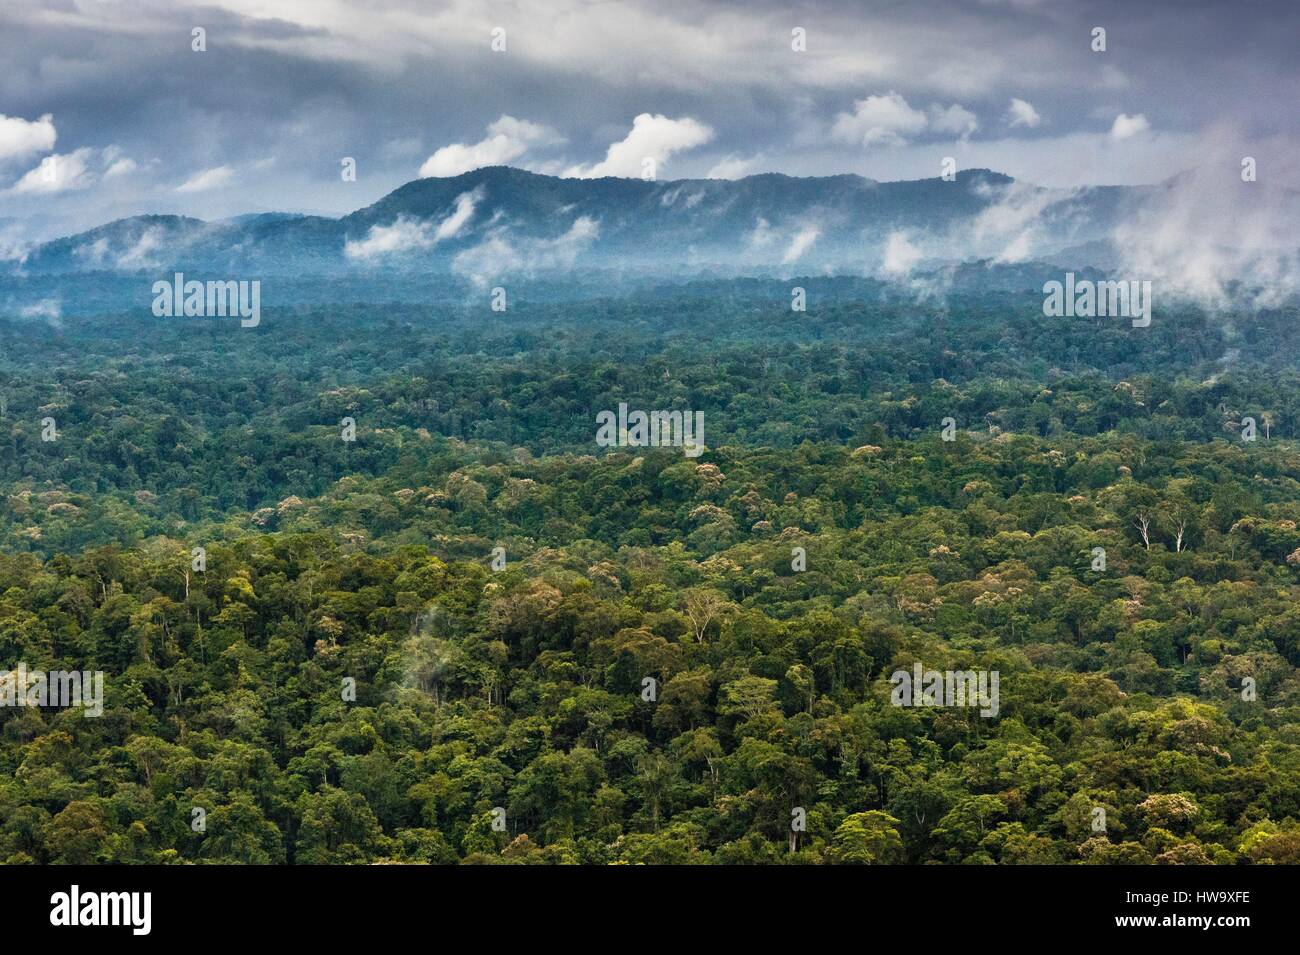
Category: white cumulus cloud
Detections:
[
  {"x1": 707, "y1": 154, "x2": 765, "y2": 179},
  {"x1": 104, "y1": 157, "x2": 138, "y2": 178},
  {"x1": 419, "y1": 115, "x2": 563, "y2": 178},
  {"x1": 10, "y1": 148, "x2": 96, "y2": 194},
  {"x1": 832, "y1": 92, "x2": 927, "y2": 147},
  {"x1": 1111, "y1": 113, "x2": 1150, "y2": 140},
  {"x1": 0, "y1": 113, "x2": 57, "y2": 163},
  {"x1": 1007, "y1": 98, "x2": 1041, "y2": 129},
  {"x1": 565, "y1": 113, "x2": 713, "y2": 179},
  {"x1": 101, "y1": 145, "x2": 138, "y2": 179},
  {"x1": 176, "y1": 166, "x2": 235, "y2": 193},
  {"x1": 833, "y1": 93, "x2": 977, "y2": 147},
  {"x1": 929, "y1": 104, "x2": 978, "y2": 139}
]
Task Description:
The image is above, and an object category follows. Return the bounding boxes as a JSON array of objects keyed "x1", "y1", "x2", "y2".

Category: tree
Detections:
[
  {"x1": 46, "y1": 801, "x2": 110, "y2": 865},
  {"x1": 830, "y1": 812, "x2": 904, "y2": 864},
  {"x1": 681, "y1": 589, "x2": 733, "y2": 643}
]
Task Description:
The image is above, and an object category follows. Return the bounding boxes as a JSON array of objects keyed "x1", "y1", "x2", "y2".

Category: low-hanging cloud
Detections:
[
  {"x1": 18, "y1": 298, "x2": 61, "y2": 321},
  {"x1": 1112, "y1": 129, "x2": 1300, "y2": 308},
  {"x1": 707, "y1": 154, "x2": 765, "y2": 180},
  {"x1": 882, "y1": 230, "x2": 923, "y2": 276},
  {"x1": 345, "y1": 187, "x2": 483, "y2": 261},
  {"x1": 781, "y1": 227, "x2": 821, "y2": 264},
  {"x1": 115, "y1": 227, "x2": 167, "y2": 270},
  {"x1": 968, "y1": 179, "x2": 1083, "y2": 263},
  {"x1": 0, "y1": 222, "x2": 32, "y2": 265},
  {"x1": 452, "y1": 215, "x2": 600, "y2": 285}
]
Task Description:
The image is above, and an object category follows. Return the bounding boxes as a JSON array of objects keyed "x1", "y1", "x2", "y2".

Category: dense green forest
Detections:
[{"x1": 2, "y1": 288, "x2": 1300, "y2": 864}]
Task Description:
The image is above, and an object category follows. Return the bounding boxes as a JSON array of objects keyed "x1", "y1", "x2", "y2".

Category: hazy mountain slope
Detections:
[{"x1": 10, "y1": 167, "x2": 1128, "y2": 278}]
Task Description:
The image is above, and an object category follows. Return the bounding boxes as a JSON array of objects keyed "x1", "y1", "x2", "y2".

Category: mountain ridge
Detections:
[
  {"x1": 9, "y1": 166, "x2": 1108, "y2": 279},
  {"x1": 7, "y1": 165, "x2": 1291, "y2": 319}
]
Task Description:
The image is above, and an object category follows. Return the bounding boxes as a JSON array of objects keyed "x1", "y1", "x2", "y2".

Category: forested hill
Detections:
[
  {"x1": 1, "y1": 293, "x2": 1299, "y2": 864},
  {"x1": 10, "y1": 166, "x2": 1133, "y2": 281}
]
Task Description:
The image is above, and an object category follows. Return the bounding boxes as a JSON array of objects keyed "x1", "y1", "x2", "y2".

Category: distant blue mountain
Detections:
[{"x1": 10, "y1": 166, "x2": 1140, "y2": 280}]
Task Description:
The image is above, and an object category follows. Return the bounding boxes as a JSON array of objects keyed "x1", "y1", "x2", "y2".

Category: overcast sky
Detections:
[{"x1": 1, "y1": 0, "x2": 1296, "y2": 241}]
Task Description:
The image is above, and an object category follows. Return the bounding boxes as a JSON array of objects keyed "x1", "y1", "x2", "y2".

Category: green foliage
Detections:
[{"x1": 1, "y1": 293, "x2": 1299, "y2": 864}]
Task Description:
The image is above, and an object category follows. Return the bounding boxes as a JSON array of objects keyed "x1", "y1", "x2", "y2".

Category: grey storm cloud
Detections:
[{"x1": 0, "y1": 0, "x2": 1295, "y2": 239}]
